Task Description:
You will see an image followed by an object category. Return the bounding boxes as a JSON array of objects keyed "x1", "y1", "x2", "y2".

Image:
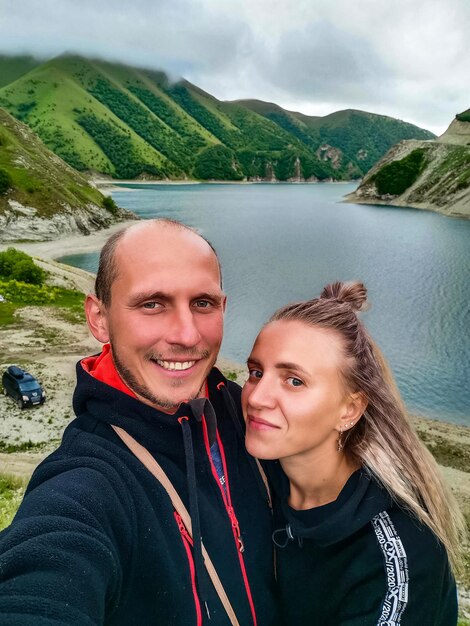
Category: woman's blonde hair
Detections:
[{"x1": 270, "y1": 280, "x2": 466, "y2": 574}]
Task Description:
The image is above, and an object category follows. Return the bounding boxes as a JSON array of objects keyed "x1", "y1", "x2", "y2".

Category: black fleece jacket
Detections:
[
  {"x1": 0, "y1": 366, "x2": 278, "y2": 626},
  {"x1": 269, "y1": 466, "x2": 457, "y2": 626}
]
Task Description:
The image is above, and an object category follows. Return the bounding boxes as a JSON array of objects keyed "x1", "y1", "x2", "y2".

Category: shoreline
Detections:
[
  {"x1": 0, "y1": 219, "x2": 138, "y2": 261},
  {"x1": 343, "y1": 194, "x2": 470, "y2": 221},
  {"x1": 93, "y1": 178, "x2": 357, "y2": 193}
]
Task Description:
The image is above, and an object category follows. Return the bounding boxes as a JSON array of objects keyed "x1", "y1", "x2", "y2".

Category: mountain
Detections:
[
  {"x1": 235, "y1": 101, "x2": 435, "y2": 174},
  {"x1": 0, "y1": 107, "x2": 131, "y2": 241},
  {"x1": 0, "y1": 53, "x2": 435, "y2": 182},
  {"x1": 345, "y1": 111, "x2": 470, "y2": 219}
]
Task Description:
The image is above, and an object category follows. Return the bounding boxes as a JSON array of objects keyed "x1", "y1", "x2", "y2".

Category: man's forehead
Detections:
[
  {"x1": 118, "y1": 222, "x2": 208, "y2": 253},
  {"x1": 112, "y1": 223, "x2": 222, "y2": 288}
]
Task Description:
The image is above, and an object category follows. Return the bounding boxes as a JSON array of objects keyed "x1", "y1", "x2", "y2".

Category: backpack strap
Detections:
[
  {"x1": 111, "y1": 424, "x2": 241, "y2": 626},
  {"x1": 254, "y1": 458, "x2": 272, "y2": 509}
]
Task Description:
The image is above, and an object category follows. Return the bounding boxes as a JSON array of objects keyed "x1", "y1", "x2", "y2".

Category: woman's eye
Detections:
[
  {"x1": 286, "y1": 377, "x2": 303, "y2": 387},
  {"x1": 248, "y1": 369, "x2": 263, "y2": 380}
]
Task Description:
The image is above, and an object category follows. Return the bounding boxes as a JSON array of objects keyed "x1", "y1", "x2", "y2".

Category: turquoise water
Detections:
[{"x1": 60, "y1": 183, "x2": 470, "y2": 425}]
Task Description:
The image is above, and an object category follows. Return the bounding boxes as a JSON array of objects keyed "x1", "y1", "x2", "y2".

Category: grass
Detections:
[
  {"x1": 0, "y1": 440, "x2": 46, "y2": 453},
  {"x1": 417, "y1": 429, "x2": 470, "y2": 473},
  {"x1": 0, "y1": 302, "x2": 19, "y2": 325},
  {"x1": 0, "y1": 473, "x2": 27, "y2": 531},
  {"x1": 0, "y1": 278, "x2": 84, "y2": 327},
  {"x1": 54, "y1": 307, "x2": 86, "y2": 324}
]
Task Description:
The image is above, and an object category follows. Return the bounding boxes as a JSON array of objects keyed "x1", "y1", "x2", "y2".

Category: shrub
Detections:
[
  {"x1": 166, "y1": 84, "x2": 239, "y2": 149},
  {"x1": 0, "y1": 248, "x2": 45, "y2": 285},
  {"x1": 456, "y1": 109, "x2": 470, "y2": 123},
  {"x1": 193, "y1": 145, "x2": 244, "y2": 180},
  {"x1": 0, "y1": 248, "x2": 29, "y2": 278},
  {"x1": 77, "y1": 113, "x2": 163, "y2": 179},
  {"x1": 0, "y1": 168, "x2": 13, "y2": 195},
  {"x1": 88, "y1": 79, "x2": 190, "y2": 170},
  {"x1": 373, "y1": 149, "x2": 427, "y2": 196},
  {"x1": 11, "y1": 259, "x2": 45, "y2": 285},
  {"x1": 102, "y1": 195, "x2": 119, "y2": 215}
]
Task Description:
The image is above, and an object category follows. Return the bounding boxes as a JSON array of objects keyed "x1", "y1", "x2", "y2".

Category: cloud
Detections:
[
  {"x1": 0, "y1": 0, "x2": 468, "y2": 134},
  {"x1": 256, "y1": 21, "x2": 388, "y2": 103},
  {"x1": 0, "y1": 0, "x2": 252, "y2": 76}
]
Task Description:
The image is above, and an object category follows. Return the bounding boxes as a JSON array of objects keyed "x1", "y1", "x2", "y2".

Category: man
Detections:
[{"x1": 0, "y1": 219, "x2": 277, "y2": 625}]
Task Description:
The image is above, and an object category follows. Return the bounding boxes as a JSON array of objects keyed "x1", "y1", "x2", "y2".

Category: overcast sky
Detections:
[{"x1": 0, "y1": 0, "x2": 468, "y2": 135}]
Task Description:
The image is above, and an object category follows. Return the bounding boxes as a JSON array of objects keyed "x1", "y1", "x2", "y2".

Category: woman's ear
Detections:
[
  {"x1": 85, "y1": 294, "x2": 110, "y2": 343},
  {"x1": 337, "y1": 392, "x2": 368, "y2": 432}
]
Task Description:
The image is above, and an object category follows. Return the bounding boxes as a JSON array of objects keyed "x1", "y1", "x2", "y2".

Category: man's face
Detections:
[{"x1": 93, "y1": 225, "x2": 225, "y2": 412}]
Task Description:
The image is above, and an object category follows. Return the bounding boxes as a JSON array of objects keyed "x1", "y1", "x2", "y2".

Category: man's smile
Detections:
[{"x1": 155, "y1": 359, "x2": 197, "y2": 371}]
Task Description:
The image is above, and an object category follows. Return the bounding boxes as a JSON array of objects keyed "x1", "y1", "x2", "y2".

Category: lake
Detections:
[{"x1": 59, "y1": 182, "x2": 470, "y2": 426}]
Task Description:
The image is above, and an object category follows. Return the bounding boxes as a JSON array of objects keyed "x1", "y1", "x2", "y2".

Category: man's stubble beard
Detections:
[{"x1": 111, "y1": 345, "x2": 214, "y2": 412}]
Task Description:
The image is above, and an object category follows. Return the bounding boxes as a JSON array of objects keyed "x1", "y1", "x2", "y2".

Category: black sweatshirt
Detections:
[
  {"x1": 269, "y1": 465, "x2": 457, "y2": 625},
  {"x1": 0, "y1": 365, "x2": 278, "y2": 626}
]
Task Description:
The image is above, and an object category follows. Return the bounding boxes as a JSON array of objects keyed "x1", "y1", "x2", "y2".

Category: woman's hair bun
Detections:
[{"x1": 320, "y1": 281, "x2": 369, "y2": 312}]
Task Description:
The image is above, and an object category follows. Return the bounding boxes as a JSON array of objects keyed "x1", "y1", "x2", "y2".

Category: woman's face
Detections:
[{"x1": 242, "y1": 320, "x2": 354, "y2": 462}]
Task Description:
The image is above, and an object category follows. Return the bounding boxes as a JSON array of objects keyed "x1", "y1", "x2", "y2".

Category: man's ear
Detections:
[
  {"x1": 85, "y1": 294, "x2": 110, "y2": 343},
  {"x1": 222, "y1": 295, "x2": 227, "y2": 313},
  {"x1": 337, "y1": 392, "x2": 368, "y2": 432}
]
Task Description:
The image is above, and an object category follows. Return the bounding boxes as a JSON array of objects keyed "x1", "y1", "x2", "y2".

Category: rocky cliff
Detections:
[
  {"x1": 345, "y1": 114, "x2": 470, "y2": 219},
  {"x1": 0, "y1": 108, "x2": 133, "y2": 242}
]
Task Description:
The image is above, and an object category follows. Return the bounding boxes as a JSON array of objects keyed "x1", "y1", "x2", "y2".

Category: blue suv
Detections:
[{"x1": 2, "y1": 366, "x2": 46, "y2": 409}]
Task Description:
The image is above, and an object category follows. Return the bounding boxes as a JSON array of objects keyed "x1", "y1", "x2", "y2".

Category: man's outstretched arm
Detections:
[{"x1": 0, "y1": 465, "x2": 126, "y2": 625}]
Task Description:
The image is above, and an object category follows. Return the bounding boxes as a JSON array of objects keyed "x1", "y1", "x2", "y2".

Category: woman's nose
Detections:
[{"x1": 246, "y1": 377, "x2": 276, "y2": 410}]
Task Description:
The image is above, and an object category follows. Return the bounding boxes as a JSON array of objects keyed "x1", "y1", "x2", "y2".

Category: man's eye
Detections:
[
  {"x1": 286, "y1": 377, "x2": 303, "y2": 387},
  {"x1": 248, "y1": 369, "x2": 263, "y2": 380},
  {"x1": 142, "y1": 302, "x2": 162, "y2": 309},
  {"x1": 194, "y1": 300, "x2": 211, "y2": 308}
]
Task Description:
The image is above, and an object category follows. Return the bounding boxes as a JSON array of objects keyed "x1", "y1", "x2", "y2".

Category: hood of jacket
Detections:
[
  {"x1": 269, "y1": 463, "x2": 395, "y2": 548},
  {"x1": 72, "y1": 354, "x2": 234, "y2": 463}
]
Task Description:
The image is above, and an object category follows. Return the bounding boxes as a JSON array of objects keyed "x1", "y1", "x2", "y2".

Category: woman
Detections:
[{"x1": 242, "y1": 281, "x2": 464, "y2": 626}]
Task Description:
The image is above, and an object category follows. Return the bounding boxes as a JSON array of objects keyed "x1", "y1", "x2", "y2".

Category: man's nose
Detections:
[{"x1": 166, "y1": 307, "x2": 202, "y2": 348}]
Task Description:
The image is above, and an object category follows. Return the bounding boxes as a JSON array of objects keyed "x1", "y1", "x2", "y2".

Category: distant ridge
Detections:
[
  {"x1": 236, "y1": 100, "x2": 435, "y2": 174},
  {"x1": 0, "y1": 53, "x2": 435, "y2": 182}
]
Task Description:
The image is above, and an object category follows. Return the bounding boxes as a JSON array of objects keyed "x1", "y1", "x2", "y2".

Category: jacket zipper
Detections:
[
  {"x1": 174, "y1": 511, "x2": 203, "y2": 626},
  {"x1": 202, "y1": 417, "x2": 258, "y2": 626}
]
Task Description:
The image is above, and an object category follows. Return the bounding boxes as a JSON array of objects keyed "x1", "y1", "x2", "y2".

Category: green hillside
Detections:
[
  {"x1": 0, "y1": 107, "x2": 127, "y2": 240},
  {"x1": 238, "y1": 101, "x2": 435, "y2": 174},
  {"x1": 0, "y1": 54, "x2": 435, "y2": 181}
]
